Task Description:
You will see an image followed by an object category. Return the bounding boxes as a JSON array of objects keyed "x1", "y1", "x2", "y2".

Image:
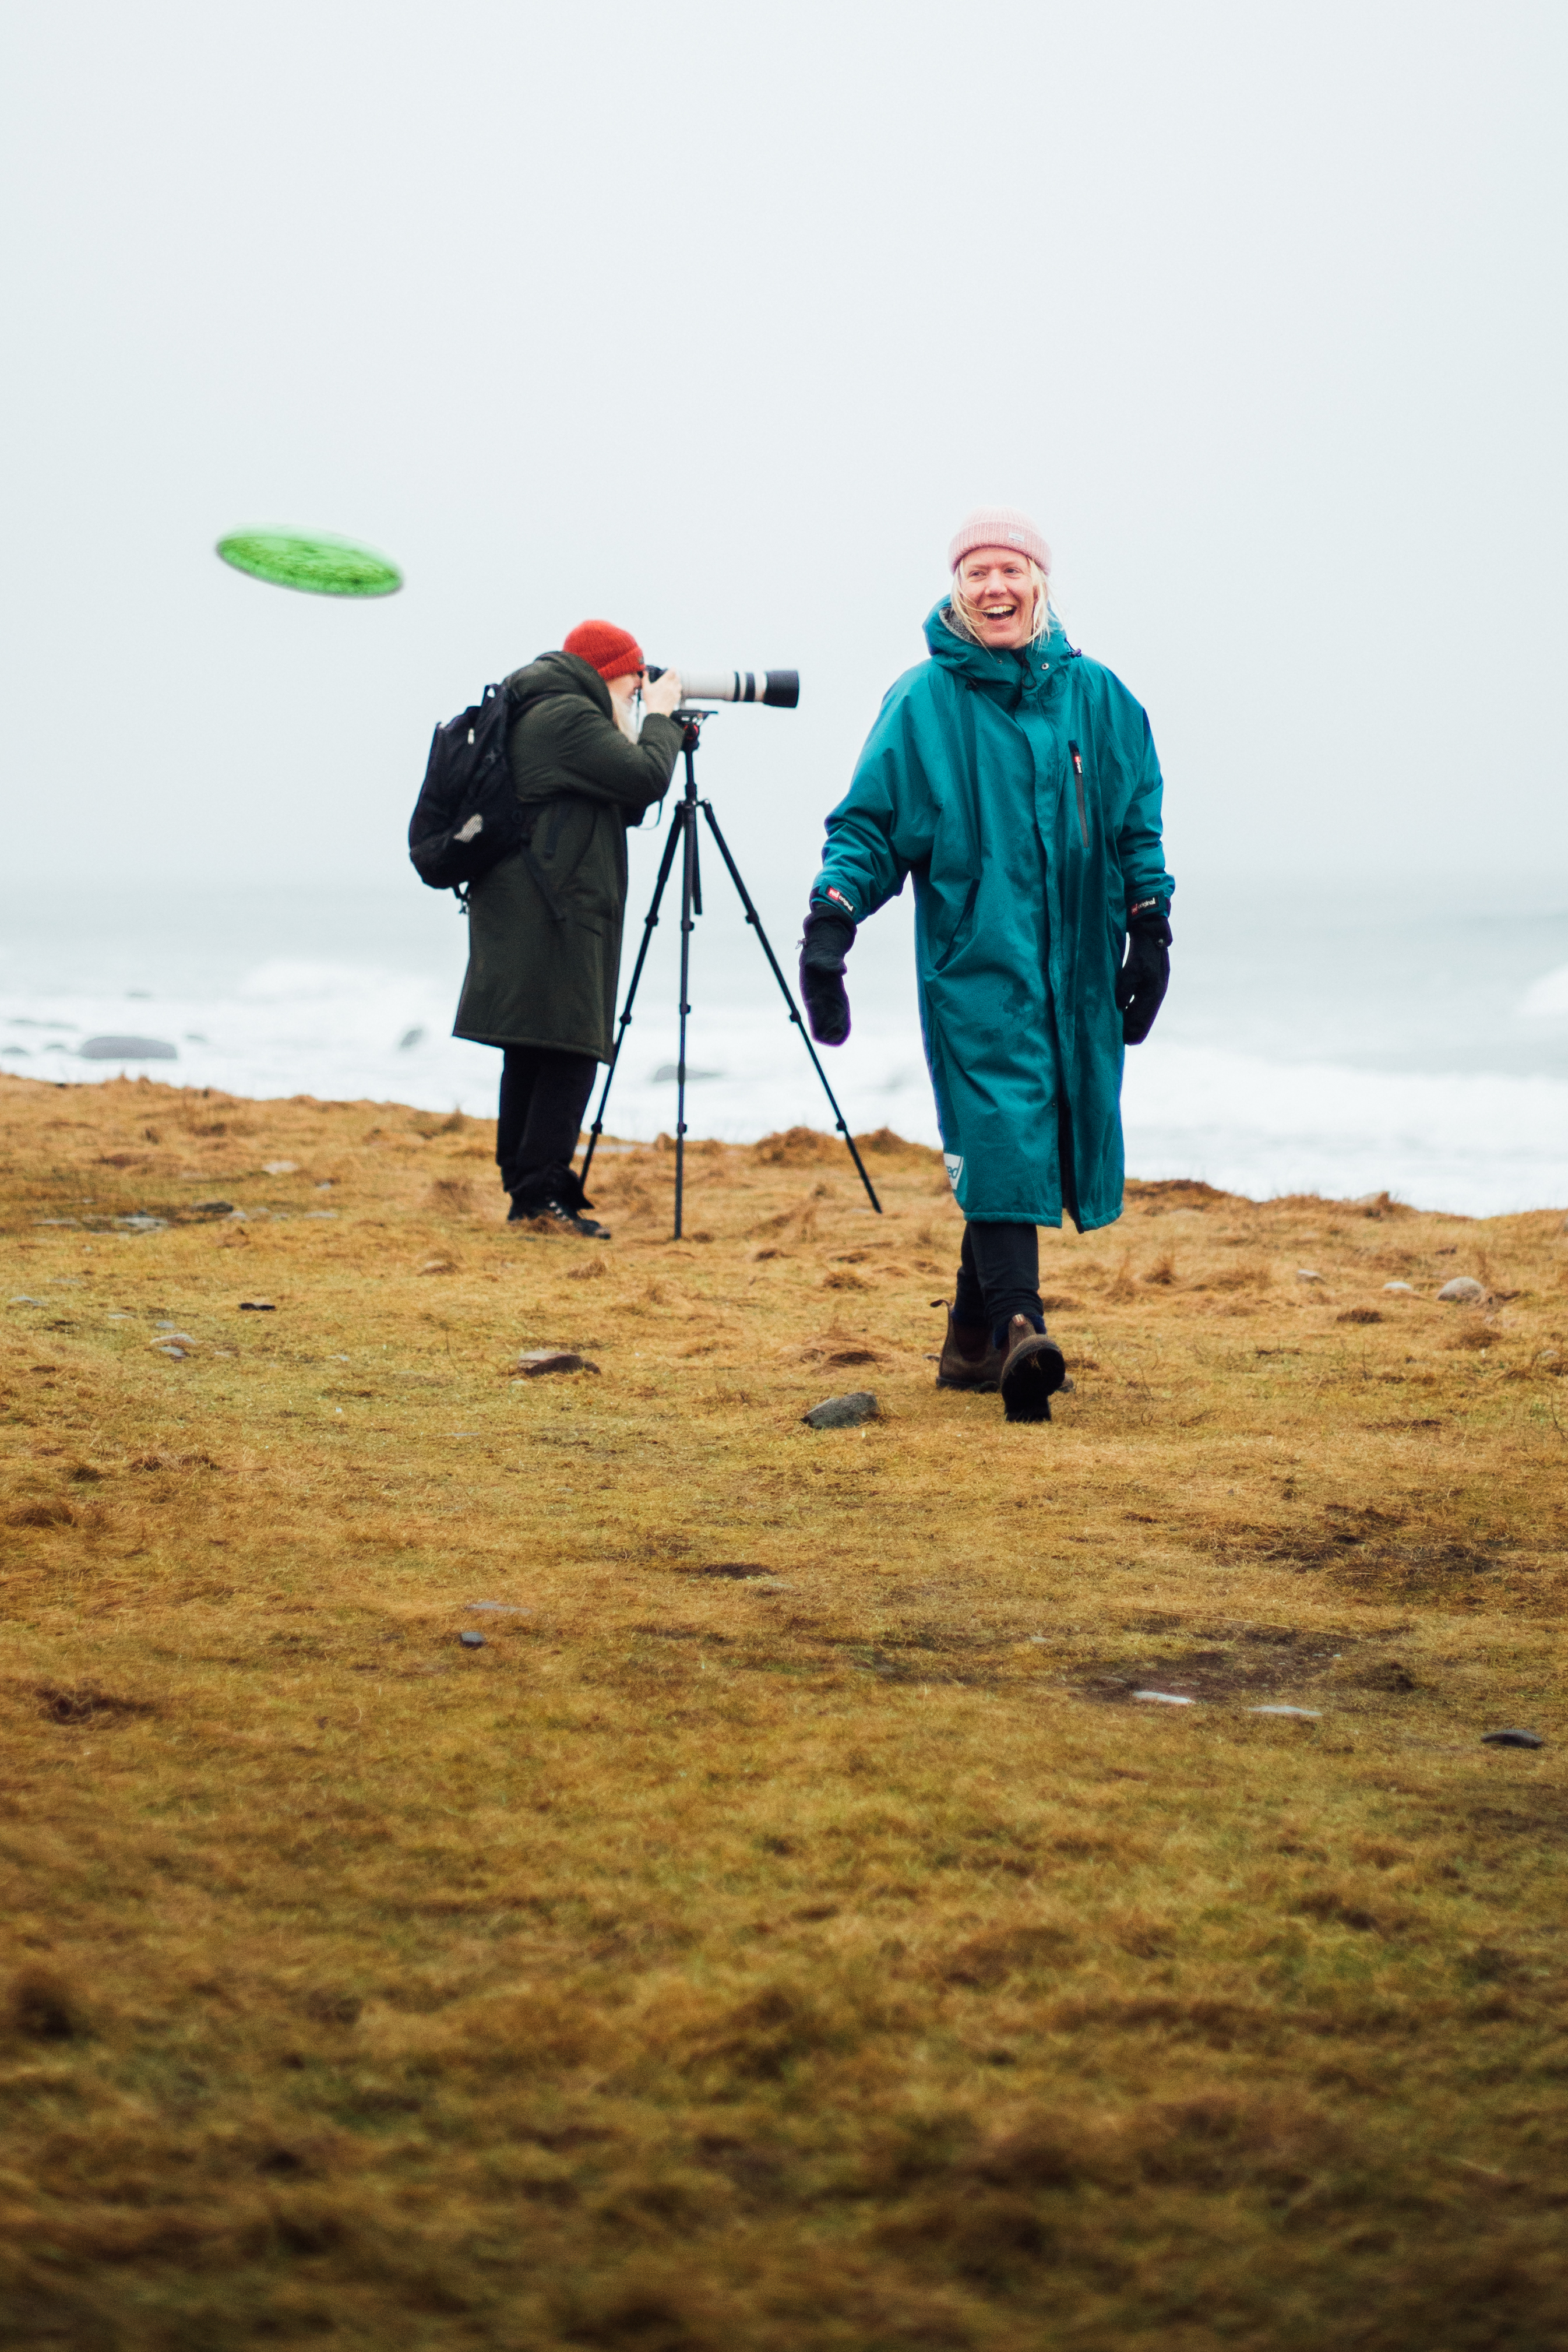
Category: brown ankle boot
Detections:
[
  {"x1": 934, "y1": 1301, "x2": 1004, "y2": 1392},
  {"x1": 999, "y1": 1315, "x2": 1067, "y2": 1423}
]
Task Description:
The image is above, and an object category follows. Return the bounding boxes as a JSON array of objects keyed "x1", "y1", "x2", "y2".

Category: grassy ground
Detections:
[{"x1": 2, "y1": 1067, "x2": 1566, "y2": 2351}]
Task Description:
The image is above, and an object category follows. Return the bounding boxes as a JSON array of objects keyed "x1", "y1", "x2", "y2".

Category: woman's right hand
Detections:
[{"x1": 642, "y1": 668, "x2": 683, "y2": 719}]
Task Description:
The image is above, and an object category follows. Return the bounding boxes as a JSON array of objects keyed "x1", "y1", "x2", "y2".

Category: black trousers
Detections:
[
  {"x1": 953, "y1": 1221, "x2": 1044, "y2": 1340},
  {"x1": 496, "y1": 1045, "x2": 598, "y2": 1210}
]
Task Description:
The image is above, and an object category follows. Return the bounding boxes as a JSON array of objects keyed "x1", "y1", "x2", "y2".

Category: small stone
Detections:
[
  {"x1": 238, "y1": 1299, "x2": 276, "y2": 1312},
  {"x1": 1133, "y1": 1689, "x2": 1196, "y2": 1705},
  {"x1": 146, "y1": 1332, "x2": 196, "y2": 1347},
  {"x1": 459, "y1": 1629, "x2": 485, "y2": 1649},
  {"x1": 114, "y1": 1215, "x2": 168, "y2": 1233},
  {"x1": 1481, "y1": 1728, "x2": 1544, "y2": 1749},
  {"x1": 802, "y1": 1391, "x2": 879, "y2": 1429},
  {"x1": 1250, "y1": 1705, "x2": 1322, "y2": 1719},
  {"x1": 79, "y1": 1034, "x2": 178, "y2": 1061},
  {"x1": 8, "y1": 1296, "x2": 43, "y2": 1305},
  {"x1": 516, "y1": 1350, "x2": 600, "y2": 1376},
  {"x1": 1437, "y1": 1277, "x2": 1486, "y2": 1304},
  {"x1": 261, "y1": 1160, "x2": 298, "y2": 1175},
  {"x1": 1383, "y1": 1281, "x2": 1415, "y2": 1294},
  {"x1": 1295, "y1": 1268, "x2": 1325, "y2": 1283}
]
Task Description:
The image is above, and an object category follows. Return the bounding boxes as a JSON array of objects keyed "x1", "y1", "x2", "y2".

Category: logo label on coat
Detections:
[{"x1": 943, "y1": 1153, "x2": 963, "y2": 1192}]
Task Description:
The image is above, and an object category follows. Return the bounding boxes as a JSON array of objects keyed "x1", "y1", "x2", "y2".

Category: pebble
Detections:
[
  {"x1": 147, "y1": 1332, "x2": 196, "y2": 1346},
  {"x1": 1481, "y1": 1729, "x2": 1544, "y2": 1749},
  {"x1": 1133, "y1": 1689, "x2": 1195, "y2": 1705},
  {"x1": 459, "y1": 1630, "x2": 485, "y2": 1649},
  {"x1": 1382, "y1": 1281, "x2": 1415, "y2": 1294},
  {"x1": 802, "y1": 1391, "x2": 879, "y2": 1429},
  {"x1": 1250, "y1": 1705, "x2": 1322, "y2": 1718},
  {"x1": 79, "y1": 1034, "x2": 178, "y2": 1061},
  {"x1": 8, "y1": 1296, "x2": 43, "y2": 1306},
  {"x1": 1437, "y1": 1277, "x2": 1486, "y2": 1304},
  {"x1": 1295, "y1": 1268, "x2": 1325, "y2": 1283},
  {"x1": 516, "y1": 1350, "x2": 600, "y2": 1377}
]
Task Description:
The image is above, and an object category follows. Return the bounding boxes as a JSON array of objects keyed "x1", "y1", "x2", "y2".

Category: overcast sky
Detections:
[{"x1": 3, "y1": 0, "x2": 1565, "y2": 918}]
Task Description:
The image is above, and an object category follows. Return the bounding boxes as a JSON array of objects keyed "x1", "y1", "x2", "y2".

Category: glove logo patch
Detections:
[{"x1": 943, "y1": 1153, "x2": 964, "y2": 1192}]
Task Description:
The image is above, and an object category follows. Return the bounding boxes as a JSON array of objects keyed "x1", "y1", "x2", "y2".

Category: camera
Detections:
[{"x1": 644, "y1": 666, "x2": 799, "y2": 708}]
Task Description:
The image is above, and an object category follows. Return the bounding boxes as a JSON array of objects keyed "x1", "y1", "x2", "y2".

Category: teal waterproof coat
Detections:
[{"x1": 811, "y1": 603, "x2": 1174, "y2": 1231}]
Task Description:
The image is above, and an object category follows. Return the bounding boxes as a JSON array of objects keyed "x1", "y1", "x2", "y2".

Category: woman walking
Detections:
[
  {"x1": 798, "y1": 508, "x2": 1174, "y2": 1420},
  {"x1": 453, "y1": 622, "x2": 683, "y2": 1235}
]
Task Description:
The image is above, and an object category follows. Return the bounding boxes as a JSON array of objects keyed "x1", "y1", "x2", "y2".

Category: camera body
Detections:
[{"x1": 645, "y1": 666, "x2": 798, "y2": 709}]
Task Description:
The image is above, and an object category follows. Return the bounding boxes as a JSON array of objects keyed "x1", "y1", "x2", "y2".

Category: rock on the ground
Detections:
[
  {"x1": 1481, "y1": 1728, "x2": 1544, "y2": 1748},
  {"x1": 1295, "y1": 1268, "x2": 1325, "y2": 1283},
  {"x1": 79, "y1": 1035, "x2": 178, "y2": 1061},
  {"x1": 459, "y1": 1630, "x2": 485, "y2": 1649},
  {"x1": 1383, "y1": 1281, "x2": 1415, "y2": 1294},
  {"x1": 516, "y1": 1350, "x2": 600, "y2": 1377},
  {"x1": 1133, "y1": 1689, "x2": 1195, "y2": 1705},
  {"x1": 1437, "y1": 1276, "x2": 1486, "y2": 1304},
  {"x1": 803, "y1": 1391, "x2": 879, "y2": 1429},
  {"x1": 1250, "y1": 1704, "x2": 1322, "y2": 1718}
]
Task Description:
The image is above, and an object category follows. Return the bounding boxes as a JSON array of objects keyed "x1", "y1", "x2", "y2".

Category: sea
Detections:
[{"x1": 2, "y1": 874, "x2": 1565, "y2": 1220}]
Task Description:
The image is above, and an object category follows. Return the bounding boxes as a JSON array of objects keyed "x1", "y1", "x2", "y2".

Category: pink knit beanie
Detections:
[{"x1": 947, "y1": 506, "x2": 1052, "y2": 576}]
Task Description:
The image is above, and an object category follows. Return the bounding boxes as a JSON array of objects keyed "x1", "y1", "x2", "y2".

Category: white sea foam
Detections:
[
  {"x1": 1517, "y1": 963, "x2": 1568, "y2": 1020},
  {"x1": 4, "y1": 959, "x2": 1563, "y2": 1217},
  {"x1": 2, "y1": 882, "x2": 1563, "y2": 1221}
]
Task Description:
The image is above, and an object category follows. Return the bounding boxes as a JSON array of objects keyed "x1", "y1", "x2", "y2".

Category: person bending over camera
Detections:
[
  {"x1": 797, "y1": 508, "x2": 1174, "y2": 1423},
  {"x1": 452, "y1": 621, "x2": 683, "y2": 1237}
]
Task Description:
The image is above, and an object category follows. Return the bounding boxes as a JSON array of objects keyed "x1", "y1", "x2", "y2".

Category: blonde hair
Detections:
[{"x1": 944, "y1": 554, "x2": 1053, "y2": 648}]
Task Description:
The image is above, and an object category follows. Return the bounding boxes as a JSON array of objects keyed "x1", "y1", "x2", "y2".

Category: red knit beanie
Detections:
[{"x1": 562, "y1": 619, "x2": 644, "y2": 683}]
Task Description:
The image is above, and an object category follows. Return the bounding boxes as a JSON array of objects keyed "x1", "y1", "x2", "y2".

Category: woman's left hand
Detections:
[{"x1": 1116, "y1": 911, "x2": 1171, "y2": 1045}]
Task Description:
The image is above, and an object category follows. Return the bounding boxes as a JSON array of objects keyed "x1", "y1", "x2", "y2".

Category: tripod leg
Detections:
[
  {"x1": 698, "y1": 801, "x2": 883, "y2": 1215},
  {"x1": 581, "y1": 805, "x2": 684, "y2": 1189},
  {"x1": 674, "y1": 793, "x2": 698, "y2": 1239}
]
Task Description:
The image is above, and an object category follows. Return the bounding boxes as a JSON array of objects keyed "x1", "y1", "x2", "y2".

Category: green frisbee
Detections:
[{"x1": 216, "y1": 527, "x2": 403, "y2": 598}]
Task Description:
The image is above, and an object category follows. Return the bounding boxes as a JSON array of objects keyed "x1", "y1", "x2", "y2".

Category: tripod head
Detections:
[{"x1": 674, "y1": 709, "x2": 716, "y2": 764}]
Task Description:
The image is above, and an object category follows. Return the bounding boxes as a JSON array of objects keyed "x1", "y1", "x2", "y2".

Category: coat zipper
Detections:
[{"x1": 1068, "y1": 741, "x2": 1089, "y2": 849}]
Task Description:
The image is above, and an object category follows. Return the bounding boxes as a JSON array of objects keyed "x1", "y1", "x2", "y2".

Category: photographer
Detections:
[
  {"x1": 453, "y1": 621, "x2": 683, "y2": 1235},
  {"x1": 798, "y1": 508, "x2": 1174, "y2": 1423}
]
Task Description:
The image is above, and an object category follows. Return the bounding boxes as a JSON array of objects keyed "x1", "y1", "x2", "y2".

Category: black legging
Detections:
[
  {"x1": 954, "y1": 1221, "x2": 1044, "y2": 1340},
  {"x1": 496, "y1": 1045, "x2": 598, "y2": 1210}
]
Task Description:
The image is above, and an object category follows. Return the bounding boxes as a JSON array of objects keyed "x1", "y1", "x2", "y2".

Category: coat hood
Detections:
[
  {"x1": 508, "y1": 649, "x2": 614, "y2": 718},
  {"x1": 922, "y1": 598, "x2": 1072, "y2": 709}
]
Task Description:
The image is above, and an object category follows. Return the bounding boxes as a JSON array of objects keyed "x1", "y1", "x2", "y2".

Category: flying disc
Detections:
[{"x1": 216, "y1": 527, "x2": 403, "y2": 598}]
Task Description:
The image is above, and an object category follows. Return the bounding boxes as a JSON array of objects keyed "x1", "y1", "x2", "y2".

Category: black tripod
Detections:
[{"x1": 580, "y1": 713, "x2": 882, "y2": 1236}]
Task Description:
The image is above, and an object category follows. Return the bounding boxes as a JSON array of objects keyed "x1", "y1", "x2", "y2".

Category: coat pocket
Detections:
[
  {"x1": 933, "y1": 877, "x2": 981, "y2": 974},
  {"x1": 1068, "y1": 741, "x2": 1090, "y2": 850}
]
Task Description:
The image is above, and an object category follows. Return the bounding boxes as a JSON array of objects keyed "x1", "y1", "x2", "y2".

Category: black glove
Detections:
[
  {"x1": 799, "y1": 903, "x2": 856, "y2": 1045},
  {"x1": 1116, "y1": 904, "x2": 1171, "y2": 1045}
]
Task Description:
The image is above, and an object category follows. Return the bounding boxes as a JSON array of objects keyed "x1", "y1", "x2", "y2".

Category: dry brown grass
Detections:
[{"x1": 2, "y1": 1070, "x2": 1567, "y2": 2350}]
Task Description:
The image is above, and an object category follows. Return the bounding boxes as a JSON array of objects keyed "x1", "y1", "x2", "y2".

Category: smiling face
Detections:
[{"x1": 953, "y1": 546, "x2": 1040, "y2": 649}]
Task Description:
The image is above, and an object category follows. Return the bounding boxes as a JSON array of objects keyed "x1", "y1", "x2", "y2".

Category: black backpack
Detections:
[{"x1": 408, "y1": 681, "x2": 530, "y2": 896}]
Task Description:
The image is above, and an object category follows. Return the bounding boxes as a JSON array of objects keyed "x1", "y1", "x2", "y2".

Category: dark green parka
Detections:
[{"x1": 452, "y1": 653, "x2": 682, "y2": 1061}]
